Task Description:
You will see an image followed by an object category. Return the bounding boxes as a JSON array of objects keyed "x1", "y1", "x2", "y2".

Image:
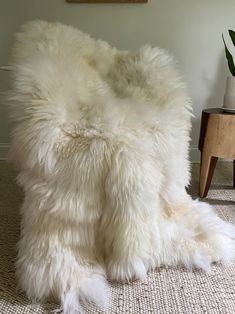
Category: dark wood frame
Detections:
[{"x1": 66, "y1": 0, "x2": 147, "y2": 3}]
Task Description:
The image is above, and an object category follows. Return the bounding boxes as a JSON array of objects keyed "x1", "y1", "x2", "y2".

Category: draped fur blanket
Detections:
[{"x1": 8, "y1": 20, "x2": 235, "y2": 313}]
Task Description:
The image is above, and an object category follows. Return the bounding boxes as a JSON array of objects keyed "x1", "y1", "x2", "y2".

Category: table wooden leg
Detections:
[
  {"x1": 233, "y1": 160, "x2": 235, "y2": 188},
  {"x1": 199, "y1": 153, "x2": 218, "y2": 198}
]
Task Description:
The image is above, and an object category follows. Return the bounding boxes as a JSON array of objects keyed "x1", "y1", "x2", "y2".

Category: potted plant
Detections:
[{"x1": 222, "y1": 30, "x2": 235, "y2": 112}]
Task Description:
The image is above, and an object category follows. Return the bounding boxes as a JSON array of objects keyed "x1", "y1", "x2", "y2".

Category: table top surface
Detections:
[{"x1": 203, "y1": 108, "x2": 235, "y2": 115}]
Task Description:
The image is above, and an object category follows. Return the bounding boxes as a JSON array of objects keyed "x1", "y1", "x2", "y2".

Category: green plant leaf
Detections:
[
  {"x1": 222, "y1": 34, "x2": 235, "y2": 76},
  {"x1": 229, "y1": 29, "x2": 235, "y2": 46}
]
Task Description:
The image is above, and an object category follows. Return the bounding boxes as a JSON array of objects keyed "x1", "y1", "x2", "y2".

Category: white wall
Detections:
[{"x1": 0, "y1": 0, "x2": 235, "y2": 160}]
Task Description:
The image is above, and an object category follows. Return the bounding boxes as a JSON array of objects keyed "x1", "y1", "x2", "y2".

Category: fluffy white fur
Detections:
[{"x1": 7, "y1": 20, "x2": 235, "y2": 313}]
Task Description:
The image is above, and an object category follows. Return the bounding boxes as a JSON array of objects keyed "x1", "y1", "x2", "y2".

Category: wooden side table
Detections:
[{"x1": 198, "y1": 108, "x2": 235, "y2": 198}]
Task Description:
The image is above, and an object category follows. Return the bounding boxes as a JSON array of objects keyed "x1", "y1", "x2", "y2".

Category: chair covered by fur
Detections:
[{"x1": 8, "y1": 20, "x2": 235, "y2": 314}]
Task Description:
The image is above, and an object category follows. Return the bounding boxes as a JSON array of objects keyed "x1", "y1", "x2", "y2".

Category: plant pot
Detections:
[{"x1": 223, "y1": 76, "x2": 235, "y2": 110}]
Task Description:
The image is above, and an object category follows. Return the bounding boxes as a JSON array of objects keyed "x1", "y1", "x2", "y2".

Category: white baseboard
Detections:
[
  {"x1": 0, "y1": 143, "x2": 9, "y2": 160},
  {"x1": 0, "y1": 142, "x2": 201, "y2": 163},
  {"x1": 190, "y1": 145, "x2": 200, "y2": 163}
]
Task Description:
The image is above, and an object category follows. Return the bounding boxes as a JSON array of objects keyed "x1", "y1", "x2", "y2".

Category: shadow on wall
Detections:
[
  {"x1": 0, "y1": 71, "x2": 11, "y2": 143},
  {"x1": 191, "y1": 52, "x2": 228, "y2": 149},
  {"x1": 204, "y1": 52, "x2": 228, "y2": 109}
]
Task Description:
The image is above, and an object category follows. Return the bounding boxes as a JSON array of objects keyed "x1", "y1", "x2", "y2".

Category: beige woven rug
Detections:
[{"x1": 0, "y1": 161, "x2": 234, "y2": 314}]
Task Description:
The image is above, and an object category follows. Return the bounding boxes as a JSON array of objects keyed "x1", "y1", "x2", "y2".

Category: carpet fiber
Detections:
[{"x1": 0, "y1": 161, "x2": 234, "y2": 314}]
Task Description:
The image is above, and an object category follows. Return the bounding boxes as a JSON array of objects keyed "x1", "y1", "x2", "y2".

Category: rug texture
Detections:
[{"x1": 0, "y1": 161, "x2": 234, "y2": 314}]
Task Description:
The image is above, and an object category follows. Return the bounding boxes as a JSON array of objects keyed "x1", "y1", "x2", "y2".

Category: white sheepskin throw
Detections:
[{"x1": 7, "y1": 20, "x2": 235, "y2": 313}]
